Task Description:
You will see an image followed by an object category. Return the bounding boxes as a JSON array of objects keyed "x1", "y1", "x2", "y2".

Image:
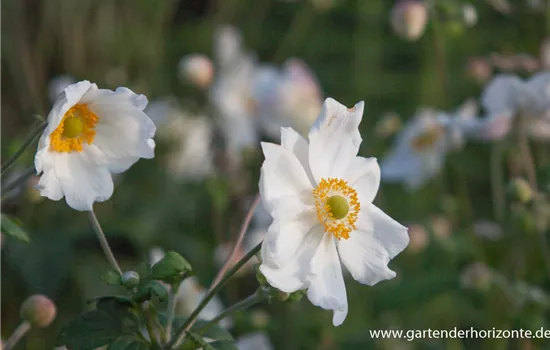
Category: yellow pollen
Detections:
[
  {"x1": 410, "y1": 126, "x2": 444, "y2": 151},
  {"x1": 312, "y1": 178, "x2": 360, "y2": 240},
  {"x1": 50, "y1": 104, "x2": 99, "y2": 153}
]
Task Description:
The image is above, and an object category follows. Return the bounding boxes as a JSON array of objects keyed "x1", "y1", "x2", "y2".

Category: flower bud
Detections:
[
  {"x1": 507, "y1": 178, "x2": 534, "y2": 203},
  {"x1": 390, "y1": 0, "x2": 428, "y2": 41},
  {"x1": 407, "y1": 224, "x2": 429, "y2": 253},
  {"x1": 460, "y1": 263, "x2": 493, "y2": 292},
  {"x1": 20, "y1": 295, "x2": 57, "y2": 328},
  {"x1": 121, "y1": 271, "x2": 140, "y2": 288},
  {"x1": 466, "y1": 57, "x2": 492, "y2": 84},
  {"x1": 462, "y1": 3, "x2": 478, "y2": 27},
  {"x1": 178, "y1": 54, "x2": 214, "y2": 89}
]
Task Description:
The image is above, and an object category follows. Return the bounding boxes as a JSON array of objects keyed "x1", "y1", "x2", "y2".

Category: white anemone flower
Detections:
[
  {"x1": 235, "y1": 332, "x2": 273, "y2": 350},
  {"x1": 253, "y1": 58, "x2": 322, "y2": 139},
  {"x1": 381, "y1": 101, "x2": 477, "y2": 190},
  {"x1": 210, "y1": 26, "x2": 258, "y2": 166},
  {"x1": 35, "y1": 81, "x2": 155, "y2": 211},
  {"x1": 259, "y1": 98, "x2": 409, "y2": 326},
  {"x1": 146, "y1": 99, "x2": 214, "y2": 181}
]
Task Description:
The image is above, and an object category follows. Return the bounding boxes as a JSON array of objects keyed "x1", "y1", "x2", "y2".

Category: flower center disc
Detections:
[
  {"x1": 411, "y1": 126, "x2": 443, "y2": 151},
  {"x1": 326, "y1": 195, "x2": 349, "y2": 220},
  {"x1": 50, "y1": 104, "x2": 99, "y2": 153},
  {"x1": 312, "y1": 178, "x2": 360, "y2": 240}
]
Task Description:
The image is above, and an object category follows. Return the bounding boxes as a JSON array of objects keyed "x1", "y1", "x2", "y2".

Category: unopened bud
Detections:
[
  {"x1": 462, "y1": 3, "x2": 478, "y2": 27},
  {"x1": 390, "y1": 0, "x2": 428, "y2": 41},
  {"x1": 20, "y1": 295, "x2": 57, "y2": 328},
  {"x1": 121, "y1": 271, "x2": 140, "y2": 288},
  {"x1": 507, "y1": 178, "x2": 534, "y2": 203},
  {"x1": 466, "y1": 57, "x2": 492, "y2": 84},
  {"x1": 178, "y1": 54, "x2": 214, "y2": 89}
]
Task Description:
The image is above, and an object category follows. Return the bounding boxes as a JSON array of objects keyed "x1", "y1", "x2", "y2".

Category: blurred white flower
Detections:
[
  {"x1": 178, "y1": 54, "x2": 215, "y2": 89},
  {"x1": 485, "y1": 0, "x2": 512, "y2": 14},
  {"x1": 390, "y1": 0, "x2": 428, "y2": 41},
  {"x1": 210, "y1": 26, "x2": 259, "y2": 166},
  {"x1": 35, "y1": 81, "x2": 155, "y2": 211},
  {"x1": 48, "y1": 75, "x2": 76, "y2": 104},
  {"x1": 259, "y1": 98, "x2": 409, "y2": 326},
  {"x1": 146, "y1": 99, "x2": 214, "y2": 181},
  {"x1": 149, "y1": 247, "x2": 231, "y2": 328},
  {"x1": 253, "y1": 58, "x2": 323, "y2": 139},
  {"x1": 381, "y1": 101, "x2": 478, "y2": 190},
  {"x1": 235, "y1": 332, "x2": 274, "y2": 350},
  {"x1": 462, "y1": 3, "x2": 478, "y2": 27},
  {"x1": 473, "y1": 220, "x2": 503, "y2": 240}
]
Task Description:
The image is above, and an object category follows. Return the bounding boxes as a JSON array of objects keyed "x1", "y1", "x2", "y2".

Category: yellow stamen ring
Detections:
[
  {"x1": 312, "y1": 178, "x2": 360, "y2": 240},
  {"x1": 50, "y1": 104, "x2": 99, "y2": 153}
]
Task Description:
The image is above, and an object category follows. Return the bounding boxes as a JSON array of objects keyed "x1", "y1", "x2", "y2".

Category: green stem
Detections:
[
  {"x1": 1, "y1": 121, "x2": 47, "y2": 177},
  {"x1": 164, "y1": 281, "x2": 181, "y2": 342},
  {"x1": 429, "y1": 0, "x2": 448, "y2": 108},
  {"x1": 166, "y1": 241, "x2": 262, "y2": 349},
  {"x1": 88, "y1": 210, "x2": 122, "y2": 275},
  {"x1": 4, "y1": 321, "x2": 31, "y2": 350},
  {"x1": 197, "y1": 291, "x2": 264, "y2": 336},
  {"x1": 517, "y1": 117, "x2": 537, "y2": 190},
  {"x1": 142, "y1": 303, "x2": 163, "y2": 350},
  {"x1": 1, "y1": 166, "x2": 34, "y2": 197},
  {"x1": 490, "y1": 142, "x2": 506, "y2": 223}
]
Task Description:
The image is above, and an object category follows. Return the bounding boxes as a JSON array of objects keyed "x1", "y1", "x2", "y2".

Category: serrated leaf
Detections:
[
  {"x1": 102, "y1": 270, "x2": 122, "y2": 285},
  {"x1": 107, "y1": 336, "x2": 150, "y2": 350},
  {"x1": 151, "y1": 251, "x2": 192, "y2": 283},
  {"x1": 1, "y1": 214, "x2": 29, "y2": 242},
  {"x1": 57, "y1": 297, "x2": 139, "y2": 350}
]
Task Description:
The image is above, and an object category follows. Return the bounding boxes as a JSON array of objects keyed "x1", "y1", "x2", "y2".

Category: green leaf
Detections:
[
  {"x1": 133, "y1": 281, "x2": 168, "y2": 303},
  {"x1": 151, "y1": 251, "x2": 192, "y2": 283},
  {"x1": 209, "y1": 341, "x2": 239, "y2": 350},
  {"x1": 57, "y1": 297, "x2": 139, "y2": 350},
  {"x1": 182, "y1": 332, "x2": 215, "y2": 350},
  {"x1": 134, "y1": 262, "x2": 151, "y2": 280},
  {"x1": 102, "y1": 270, "x2": 122, "y2": 285},
  {"x1": 193, "y1": 320, "x2": 234, "y2": 342},
  {"x1": 107, "y1": 336, "x2": 151, "y2": 350},
  {"x1": 1, "y1": 214, "x2": 29, "y2": 242}
]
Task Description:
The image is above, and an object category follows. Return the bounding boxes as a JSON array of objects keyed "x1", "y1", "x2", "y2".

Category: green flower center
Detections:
[
  {"x1": 62, "y1": 115, "x2": 85, "y2": 138},
  {"x1": 326, "y1": 195, "x2": 349, "y2": 220}
]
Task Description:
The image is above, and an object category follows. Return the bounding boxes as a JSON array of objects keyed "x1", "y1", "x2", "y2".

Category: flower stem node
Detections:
[
  {"x1": 121, "y1": 271, "x2": 140, "y2": 289},
  {"x1": 20, "y1": 295, "x2": 57, "y2": 328},
  {"x1": 507, "y1": 178, "x2": 534, "y2": 203},
  {"x1": 151, "y1": 251, "x2": 192, "y2": 284}
]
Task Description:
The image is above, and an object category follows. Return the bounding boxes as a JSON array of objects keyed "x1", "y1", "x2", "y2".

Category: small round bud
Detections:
[
  {"x1": 407, "y1": 224, "x2": 429, "y2": 254},
  {"x1": 20, "y1": 295, "x2": 57, "y2": 328},
  {"x1": 178, "y1": 54, "x2": 214, "y2": 89},
  {"x1": 507, "y1": 178, "x2": 534, "y2": 203},
  {"x1": 390, "y1": 0, "x2": 428, "y2": 41},
  {"x1": 121, "y1": 271, "x2": 140, "y2": 288},
  {"x1": 276, "y1": 291, "x2": 290, "y2": 302},
  {"x1": 462, "y1": 3, "x2": 478, "y2": 27},
  {"x1": 466, "y1": 57, "x2": 492, "y2": 84}
]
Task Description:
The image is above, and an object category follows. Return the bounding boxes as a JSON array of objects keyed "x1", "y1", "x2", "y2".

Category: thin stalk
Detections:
[
  {"x1": 208, "y1": 194, "x2": 260, "y2": 291},
  {"x1": 197, "y1": 291, "x2": 264, "y2": 336},
  {"x1": 1, "y1": 166, "x2": 34, "y2": 197},
  {"x1": 490, "y1": 143, "x2": 506, "y2": 223},
  {"x1": 517, "y1": 117, "x2": 537, "y2": 189},
  {"x1": 164, "y1": 281, "x2": 181, "y2": 342},
  {"x1": 4, "y1": 321, "x2": 31, "y2": 350},
  {"x1": 1, "y1": 121, "x2": 47, "y2": 177},
  {"x1": 88, "y1": 210, "x2": 122, "y2": 275},
  {"x1": 167, "y1": 242, "x2": 262, "y2": 349}
]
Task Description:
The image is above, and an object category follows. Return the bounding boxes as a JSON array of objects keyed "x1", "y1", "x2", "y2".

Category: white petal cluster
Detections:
[
  {"x1": 35, "y1": 81, "x2": 156, "y2": 211},
  {"x1": 259, "y1": 98, "x2": 409, "y2": 326}
]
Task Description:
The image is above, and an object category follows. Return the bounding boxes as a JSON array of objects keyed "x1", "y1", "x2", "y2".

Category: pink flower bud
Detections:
[
  {"x1": 178, "y1": 54, "x2": 214, "y2": 89},
  {"x1": 390, "y1": 1, "x2": 428, "y2": 41},
  {"x1": 20, "y1": 295, "x2": 57, "y2": 328},
  {"x1": 466, "y1": 57, "x2": 492, "y2": 84}
]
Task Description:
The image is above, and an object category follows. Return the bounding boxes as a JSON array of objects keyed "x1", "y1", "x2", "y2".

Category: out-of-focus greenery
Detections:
[{"x1": 2, "y1": 0, "x2": 550, "y2": 349}]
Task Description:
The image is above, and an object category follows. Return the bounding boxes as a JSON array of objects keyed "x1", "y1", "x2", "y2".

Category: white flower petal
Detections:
[
  {"x1": 338, "y1": 204, "x2": 408, "y2": 286},
  {"x1": 264, "y1": 196, "x2": 318, "y2": 267},
  {"x1": 280, "y1": 127, "x2": 315, "y2": 185},
  {"x1": 50, "y1": 151, "x2": 114, "y2": 211},
  {"x1": 481, "y1": 74, "x2": 522, "y2": 115},
  {"x1": 527, "y1": 71, "x2": 550, "y2": 111},
  {"x1": 260, "y1": 225, "x2": 324, "y2": 293},
  {"x1": 306, "y1": 232, "x2": 348, "y2": 326},
  {"x1": 344, "y1": 157, "x2": 380, "y2": 204},
  {"x1": 308, "y1": 98, "x2": 364, "y2": 182},
  {"x1": 259, "y1": 142, "x2": 314, "y2": 212}
]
